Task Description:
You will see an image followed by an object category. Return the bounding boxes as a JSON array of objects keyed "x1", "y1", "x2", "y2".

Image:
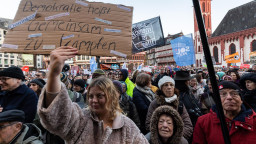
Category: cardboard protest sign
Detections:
[
  {"x1": 224, "y1": 52, "x2": 240, "y2": 63},
  {"x1": 2, "y1": 0, "x2": 133, "y2": 57}
]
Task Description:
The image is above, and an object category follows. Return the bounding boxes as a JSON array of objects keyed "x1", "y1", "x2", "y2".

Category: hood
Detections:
[
  {"x1": 150, "y1": 106, "x2": 183, "y2": 144},
  {"x1": 120, "y1": 69, "x2": 128, "y2": 81},
  {"x1": 15, "y1": 124, "x2": 42, "y2": 144}
]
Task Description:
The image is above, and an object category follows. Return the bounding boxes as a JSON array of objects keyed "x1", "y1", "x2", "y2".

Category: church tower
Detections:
[{"x1": 194, "y1": 0, "x2": 212, "y2": 67}]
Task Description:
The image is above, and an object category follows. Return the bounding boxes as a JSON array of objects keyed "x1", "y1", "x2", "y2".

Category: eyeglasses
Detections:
[
  {"x1": 0, "y1": 122, "x2": 18, "y2": 130},
  {"x1": 219, "y1": 90, "x2": 240, "y2": 98},
  {"x1": 0, "y1": 77, "x2": 12, "y2": 82}
]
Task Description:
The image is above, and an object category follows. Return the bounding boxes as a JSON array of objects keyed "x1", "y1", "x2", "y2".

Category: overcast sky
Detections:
[{"x1": 0, "y1": 0, "x2": 253, "y2": 36}]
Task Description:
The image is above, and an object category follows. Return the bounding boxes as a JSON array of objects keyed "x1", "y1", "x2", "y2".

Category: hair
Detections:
[
  {"x1": 29, "y1": 82, "x2": 42, "y2": 97},
  {"x1": 230, "y1": 71, "x2": 240, "y2": 80},
  {"x1": 175, "y1": 80, "x2": 189, "y2": 92},
  {"x1": 195, "y1": 74, "x2": 202, "y2": 83},
  {"x1": 131, "y1": 70, "x2": 140, "y2": 83},
  {"x1": 86, "y1": 77, "x2": 122, "y2": 121},
  {"x1": 135, "y1": 73, "x2": 151, "y2": 87}
]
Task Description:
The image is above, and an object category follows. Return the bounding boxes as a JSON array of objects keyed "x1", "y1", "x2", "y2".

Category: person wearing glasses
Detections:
[
  {"x1": 0, "y1": 66, "x2": 38, "y2": 123},
  {"x1": 35, "y1": 71, "x2": 47, "y2": 82},
  {"x1": 0, "y1": 110, "x2": 43, "y2": 144},
  {"x1": 192, "y1": 81, "x2": 256, "y2": 144}
]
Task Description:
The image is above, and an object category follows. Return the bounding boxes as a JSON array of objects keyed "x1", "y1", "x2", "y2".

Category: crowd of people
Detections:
[{"x1": 0, "y1": 46, "x2": 256, "y2": 144}]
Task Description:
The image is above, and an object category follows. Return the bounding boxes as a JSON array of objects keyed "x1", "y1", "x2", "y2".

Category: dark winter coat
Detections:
[
  {"x1": 179, "y1": 91, "x2": 202, "y2": 126},
  {"x1": 193, "y1": 105, "x2": 256, "y2": 144},
  {"x1": 242, "y1": 89, "x2": 256, "y2": 111},
  {"x1": 145, "y1": 106, "x2": 188, "y2": 144},
  {"x1": 120, "y1": 93, "x2": 141, "y2": 129},
  {"x1": 0, "y1": 84, "x2": 38, "y2": 123},
  {"x1": 133, "y1": 87, "x2": 153, "y2": 134},
  {"x1": 200, "y1": 91, "x2": 215, "y2": 114},
  {"x1": 145, "y1": 94, "x2": 193, "y2": 140}
]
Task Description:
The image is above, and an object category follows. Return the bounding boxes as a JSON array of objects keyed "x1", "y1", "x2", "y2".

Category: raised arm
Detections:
[{"x1": 45, "y1": 46, "x2": 78, "y2": 107}]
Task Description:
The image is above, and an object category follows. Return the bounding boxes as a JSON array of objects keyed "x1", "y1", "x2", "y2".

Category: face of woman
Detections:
[
  {"x1": 230, "y1": 72, "x2": 237, "y2": 81},
  {"x1": 29, "y1": 83, "x2": 39, "y2": 92},
  {"x1": 162, "y1": 82, "x2": 175, "y2": 97},
  {"x1": 158, "y1": 114, "x2": 174, "y2": 140},
  {"x1": 245, "y1": 80, "x2": 256, "y2": 90},
  {"x1": 88, "y1": 86, "x2": 107, "y2": 115},
  {"x1": 73, "y1": 85, "x2": 82, "y2": 92}
]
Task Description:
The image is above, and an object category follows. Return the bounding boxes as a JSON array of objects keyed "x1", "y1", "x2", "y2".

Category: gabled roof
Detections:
[
  {"x1": 0, "y1": 18, "x2": 12, "y2": 30},
  {"x1": 211, "y1": 1, "x2": 256, "y2": 37}
]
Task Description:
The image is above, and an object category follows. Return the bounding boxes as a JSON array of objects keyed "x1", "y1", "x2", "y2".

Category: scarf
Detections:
[{"x1": 136, "y1": 85, "x2": 155, "y2": 102}]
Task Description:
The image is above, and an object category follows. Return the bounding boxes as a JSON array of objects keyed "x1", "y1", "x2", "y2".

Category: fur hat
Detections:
[
  {"x1": 74, "y1": 79, "x2": 86, "y2": 88},
  {"x1": 150, "y1": 106, "x2": 183, "y2": 144},
  {"x1": 0, "y1": 66, "x2": 25, "y2": 81},
  {"x1": 29, "y1": 78, "x2": 45, "y2": 88},
  {"x1": 158, "y1": 76, "x2": 175, "y2": 90},
  {"x1": 240, "y1": 73, "x2": 256, "y2": 89},
  {"x1": 0, "y1": 110, "x2": 25, "y2": 123}
]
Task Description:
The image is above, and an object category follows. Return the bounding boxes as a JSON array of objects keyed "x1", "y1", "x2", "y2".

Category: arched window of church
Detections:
[
  {"x1": 208, "y1": 17, "x2": 210, "y2": 27},
  {"x1": 213, "y1": 46, "x2": 219, "y2": 63},
  {"x1": 198, "y1": 45, "x2": 201, "y2": 52},
  {"x1": 230, "y1": 43, "x2": 236, "y2": 54},
  {"x1": 202, "y1": 2, "x2": 205, "y2": 12},
  {"x1": 252, "y1": 40, "x2": 256, "y2": 52}
]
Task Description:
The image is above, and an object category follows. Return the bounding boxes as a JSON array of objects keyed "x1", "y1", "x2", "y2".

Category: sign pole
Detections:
[{"x1": 192, "y1": 0, "x2": 231, "y2": 144}]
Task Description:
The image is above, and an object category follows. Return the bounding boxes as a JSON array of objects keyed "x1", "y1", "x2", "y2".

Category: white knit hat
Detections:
[{"x1": 158, "y1": 76, "x2": 175, "y2": 90}]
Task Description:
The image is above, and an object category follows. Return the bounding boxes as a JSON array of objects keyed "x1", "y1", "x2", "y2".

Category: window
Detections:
[
  {"x1": 230, "y1": 43, "x2": 236, "y2": 54},
  {"x1": 213, "y1": 46, "x2": 219, "y2": 63},
  {"x1": 77, "y1": 55, "x2": 81, "y2": 60},
  {"x1": 202, "y1": 2, "x2": 205, "y2": 12},
  {"x1": 82, "y1": 55, "x2": 85, "y2": 60},
  {"x1": 86, "y1": 56, "x2": 90, "y2": 60},
  {"x1": 198, "y1": 46, "x2": 201, "y2": 52},
  {"x1": 10, "y1": 60, "x2": 14, "y2": 65},
  {"x1": 4, "y1": 59, "x2": 8, "y2": 65},
  {"x1": 252, "y1": 40, "x2": 256, "y2": 52}
]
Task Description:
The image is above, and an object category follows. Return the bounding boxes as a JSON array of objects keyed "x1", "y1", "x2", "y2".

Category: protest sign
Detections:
[
  {"x1": 171, "y1": 34, "x2": 195, "y2": 66},
  {"x1": 224, "y1": 52, "x2": 240, "y2": 63},
  {"x1": 2, "y1": 0, "x2": 133, "y2": 57},
  {"x1": 132, "y1": 16, "x2": 165, "y2": 54}
]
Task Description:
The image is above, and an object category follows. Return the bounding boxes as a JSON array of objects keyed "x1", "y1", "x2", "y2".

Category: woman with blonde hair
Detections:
[{"x1": 37, "y1": 46, "x2": 148, "y2": 144}]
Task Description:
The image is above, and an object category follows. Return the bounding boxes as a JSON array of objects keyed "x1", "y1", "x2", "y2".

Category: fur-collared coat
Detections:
[
  {"x1": 37, "y1": 83, "x2": 148, "y2": 144},
  {"x1": 145, "y1": 94, "x2": 193, "y2": 140},
  {"x1": 145, "y1": 106, "x2": 188, "y2": 144}
]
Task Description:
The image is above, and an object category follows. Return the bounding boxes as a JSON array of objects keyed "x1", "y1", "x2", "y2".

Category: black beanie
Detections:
[
  {"x1": 74, "y1": 79, "x2": 86, "y2": 88},
  {"x1": 29, "y1": 78, "x2": 46, "y2": 88},
  {"x1": 0, "y1": 66, "x2": 25, "y2": 81},
  {"x1": 218, "y1": 81, "x2": 240, "y2": 91}
]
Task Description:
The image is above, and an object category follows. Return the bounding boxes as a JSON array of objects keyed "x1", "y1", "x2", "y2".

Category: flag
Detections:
[
  {"x1": 224, "y1": 52, "x2": 240, "y2": 63},
  {"x1": 90, "y1": 57, "x2": 97, "y2": 73},
  {"x1": 137, "y1": 63, "x2": 143, "y2": 71},
  {"x1": 171, "y1": 34, "x2": 195, "y2": 66},
  {"x1": 122, "y1": 62, "x2": 127, "y2": 69},
  {"x1": 132, "y1": 16, "x2": 165, "y2": 53}
]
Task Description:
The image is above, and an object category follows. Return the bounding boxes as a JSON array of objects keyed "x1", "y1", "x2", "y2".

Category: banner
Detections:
[
  {"x1": 132, "y1": 16, "x2": 165, "y2": 54},
  {"x1": 171, "y1": 34, "x2": 195, "y2": 66},
  {"x1": 224, "y1": 52, "x2": 240, "y2": 63},
  {"x1": 2, "y1": 0, "x2": 133, "y2": 57}
]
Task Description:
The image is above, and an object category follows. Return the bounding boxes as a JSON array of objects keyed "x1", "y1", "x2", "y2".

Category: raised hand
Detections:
[
  {"x1": 45, "y1": 47, "x2": 78, "y2": 107},
  {"x1": 49, "y1": 46, "x2": 78, "y2": 78}
]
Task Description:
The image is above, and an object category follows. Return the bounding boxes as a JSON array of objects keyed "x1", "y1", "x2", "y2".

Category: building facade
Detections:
[
  {"x1": 194, "y1": 0, "x2": 256, "y2": 67},
  {"x1": 194, "y1": 0, "x2": 212, "y2": 67}
]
